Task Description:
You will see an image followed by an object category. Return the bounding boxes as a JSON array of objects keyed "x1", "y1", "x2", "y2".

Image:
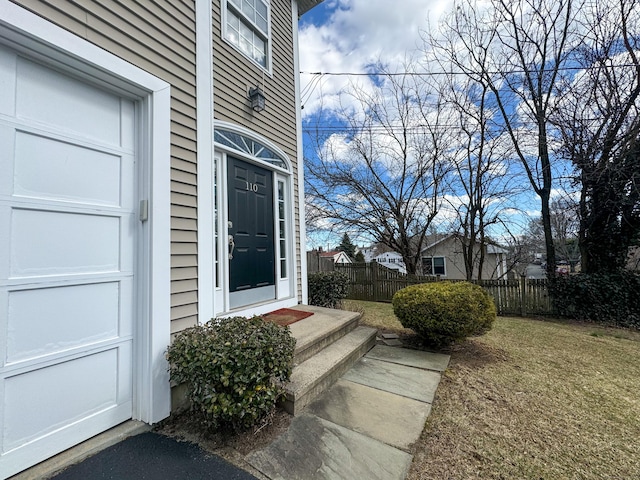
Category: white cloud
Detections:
[{"x1": 299, "y1": 0, "x2": 452, "y2": 116}]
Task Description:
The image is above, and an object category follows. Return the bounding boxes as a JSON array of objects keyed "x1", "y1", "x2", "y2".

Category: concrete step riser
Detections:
[
  {"x1": 283, "y1": 327, "x2": 377, "y2": 416},
  {"x1": 293, "y1": 316, "x2": 359, "y2": 365}
]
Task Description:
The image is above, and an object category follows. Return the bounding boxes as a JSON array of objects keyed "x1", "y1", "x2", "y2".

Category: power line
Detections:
[
  {"x1": 302, "y1": 120, "x2": 602, "y2": 133},
  {"x1": 300, "y1": 62, "x2": 640, "y2": 77}
]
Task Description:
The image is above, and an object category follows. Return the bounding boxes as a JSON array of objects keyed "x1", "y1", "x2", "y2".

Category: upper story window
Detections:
[{"x1": 224, "y1": 0, "x2": 270, "y2": 70}]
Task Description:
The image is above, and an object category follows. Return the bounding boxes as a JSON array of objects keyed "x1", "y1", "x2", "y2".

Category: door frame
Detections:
[
  {"x1": 0, "y1": 2, "x2": 172, "y2": 428},
  {"x1": 210, "y1": 121, "x2": 297, "y2": 317}
]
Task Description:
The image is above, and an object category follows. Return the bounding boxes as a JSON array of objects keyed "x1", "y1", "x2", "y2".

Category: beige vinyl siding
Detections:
[
  {"x1": 10, "y1": 0, "x2": 200, "y2": 329},
  {"x1": 213, "y1": 0, "x2": 304, "y2": 300},
  {"x1": 423, "y1": 237, "x2": 501, "y2": 280}
]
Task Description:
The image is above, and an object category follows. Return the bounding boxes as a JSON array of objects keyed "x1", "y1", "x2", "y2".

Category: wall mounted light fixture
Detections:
[{"x1": 248, "y1": 86, "x2": 266, "y2": 112}]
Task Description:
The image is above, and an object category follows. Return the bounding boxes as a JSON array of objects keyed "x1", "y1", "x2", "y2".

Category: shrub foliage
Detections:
[
  {"x1": 551, "y1": 272, "x2": 640, "y2": 328},
  {"x1": 308, "y1": 271, "x2": 349, "y2": 308},
  {"x1": 166, "y1": 316, "x2": 295, "y2": 430},
  {"x1": 392, "y1": 281, "x2": 496, "y2": 346}
]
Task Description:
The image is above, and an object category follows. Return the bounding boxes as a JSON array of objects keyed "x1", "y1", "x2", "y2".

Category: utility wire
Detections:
[{"x1": 300, "y1": 63, "x2": 640, "y2": 77}]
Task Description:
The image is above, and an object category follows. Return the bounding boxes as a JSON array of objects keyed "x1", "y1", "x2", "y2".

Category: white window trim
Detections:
[
  {"x1": 214, "y1": 120, "x2": 292, "y2": 173},
  {"x1": 424, "y1": 256, "x2": 447, "y2": 277},
  {"x1": 0, "y1": 1, "x2": 172, "y2": 424},
  {"x1": 221, "y1": 0, "x2": 273, "y2": 75}
]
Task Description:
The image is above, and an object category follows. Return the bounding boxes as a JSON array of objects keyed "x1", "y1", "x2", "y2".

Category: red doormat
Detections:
[{"x1": 263, "y1": 308, "x2": 314, "y2": 326}]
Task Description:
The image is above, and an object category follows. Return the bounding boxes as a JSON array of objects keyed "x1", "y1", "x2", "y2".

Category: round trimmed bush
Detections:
[
  {"x1": 392, "y1": 281, "x2": 496, "y2": 346},
  {"x1": 167, "y1": 316, "x2": 295, "y2": 430}
]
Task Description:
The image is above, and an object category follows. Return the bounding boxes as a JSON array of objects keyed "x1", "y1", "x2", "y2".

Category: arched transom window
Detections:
[{"x1": 214, "y1": 128, "x2": 288, "y2": 170}]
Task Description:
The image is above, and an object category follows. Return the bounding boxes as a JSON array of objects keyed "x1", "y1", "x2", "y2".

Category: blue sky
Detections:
[{"x1": 296, "y1": 0, "x2": 560, "y2": 250}]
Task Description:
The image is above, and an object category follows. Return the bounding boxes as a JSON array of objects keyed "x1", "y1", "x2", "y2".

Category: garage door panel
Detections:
[
  {"x1": 14, "y1": 131, "x2": 124, "y2": 206},
  {"x1": 6, "y1": 282, "x2": 122, "y2": 365},
  {"x1": 10, "y1": 209, "x2": 122, "y2": 278},
  {"x1": 3, "y1": 345, "x2": 131, "y2": 453},
  {"x1": 0, "y1": 46, "x2": 16, "y2": 116},
  {"x1": 16, "y1": 57, "x2": 122, "y2": 146},
  {"x1": 0, "y1": 125, "x2": 16, "y2": 198},
  {"x1": 120, "y1": 99, "x2": 136, "y2": 150},
  {"x1": 0, "y1": 42, "x2": 138, "y2": 477}
]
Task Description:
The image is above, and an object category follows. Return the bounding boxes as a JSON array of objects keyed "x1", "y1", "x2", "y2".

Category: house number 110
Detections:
[{"x1": 245, "y1": 182, "x2": 259, "y2": 192}]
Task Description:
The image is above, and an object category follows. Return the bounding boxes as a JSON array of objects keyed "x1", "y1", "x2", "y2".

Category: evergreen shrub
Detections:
[
  {"x1": 392, "y1": 281, "x2": 496, "y2": 346},
  {"x1": 551, "y1": 272, "x2": 640, "y2": 328},
  {"x1": 166, "y1": 316, "x2": 295, "y2": 430},
  {"x1": 308, "y1": 271, "x2": 349, "y2": 308}
]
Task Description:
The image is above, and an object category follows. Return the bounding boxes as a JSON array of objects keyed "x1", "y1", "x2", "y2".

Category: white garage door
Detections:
[{"x1": 0, "y1": 45, "x2": 136, "y2": 477}]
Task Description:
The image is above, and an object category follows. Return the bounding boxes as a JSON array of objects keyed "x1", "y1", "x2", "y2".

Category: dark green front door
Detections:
[{"x1": 228, "y1": 157, "x2": 275, "y2": 306}]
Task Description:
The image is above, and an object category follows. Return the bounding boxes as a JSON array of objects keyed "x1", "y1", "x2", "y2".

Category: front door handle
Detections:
[{"x1": 228, "y1": 235, "x2": 235, "y2": 260}]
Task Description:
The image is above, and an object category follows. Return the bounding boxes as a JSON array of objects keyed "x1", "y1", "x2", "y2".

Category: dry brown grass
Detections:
[
  {"x1": 344, "y1": 299, "x2": 413, "y2": 334},
  {"x1": 347, "y1": 300, "x2": 640, "y2": 479}
]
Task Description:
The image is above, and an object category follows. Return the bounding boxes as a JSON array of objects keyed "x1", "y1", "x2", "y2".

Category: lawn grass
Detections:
[
  {"x1": 345, "y1": 300, "x2": 640, "y2": 479},
  {"x1": 343, "y1": 299, "x2": 413, "y2": 334}
]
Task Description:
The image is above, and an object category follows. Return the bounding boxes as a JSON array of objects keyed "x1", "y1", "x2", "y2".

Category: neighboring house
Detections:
[
  {"x1": 319, "y1": 250, "x2": 352, "y2": 265},
  {"x1": 373, "y1": 251, "x2": 407, "y2": 274},
  {"x1": 359, "y1": 245, "x2": 377, "y2": 262},
  {"x1": 421, "y1": 234, "x2": 508, "y2": 280},
  {"x1": 0, "y1": 0, "x2": 321, "y2": 476}
]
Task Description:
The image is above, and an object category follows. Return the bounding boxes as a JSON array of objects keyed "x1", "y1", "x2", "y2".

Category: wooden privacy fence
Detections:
[
  {"x1": 335, "y1": 263, "x2": 554, "y2": 316},
  {"x1": 307, "y1": 251, "x2": 336, "y2": 273}
]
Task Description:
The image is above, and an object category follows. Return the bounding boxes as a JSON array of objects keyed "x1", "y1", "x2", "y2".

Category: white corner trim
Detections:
[
  {"x1": 0, "y1": 0, "x2": 171, "y2": 424},
  {"x1": 145, "y1": 85, "x2": 172, "y2": 423},
  {"x1": 292, "y1": 0, "x2": 309, "y2": 304},
  {"x1": 196, "y1": 0, "x2": 215, "y2": 324}
]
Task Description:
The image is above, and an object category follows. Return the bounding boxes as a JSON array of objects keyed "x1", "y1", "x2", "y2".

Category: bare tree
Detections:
[
  {"x1": 524, "y1": 197, "x2": 581, "y2": 271},
  {"x1": 304, "y1": 67, "x2": 451, "y2": 274},
  {"x1": 433, "y1": 0, "x2": 582, "y2": 279},
  {"x1": 428, "y1": 45, "x2": 523, "y2": 280},
  {"x1": 552, "y1": 0, "x2": 640, "y2": 274}
]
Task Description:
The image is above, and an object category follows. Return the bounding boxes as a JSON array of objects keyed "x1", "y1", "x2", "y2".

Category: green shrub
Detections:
[
  {"x1": 308, "y1": 271, "x2": 349, "y2": 308},
  {"x1": 392, "y1": 281, "x2": 496, "y2": 346},
  {"x1": 551, "y1": 272, "x2": 640, "y2": 328},
  {"x1": 166, "y1": 316, "x2": 295, "y2": 430}
]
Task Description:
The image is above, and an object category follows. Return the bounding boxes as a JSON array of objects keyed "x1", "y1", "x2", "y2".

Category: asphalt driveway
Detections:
[{"x1": 50, "y1": 432, "x2": 257, "y2": 480}]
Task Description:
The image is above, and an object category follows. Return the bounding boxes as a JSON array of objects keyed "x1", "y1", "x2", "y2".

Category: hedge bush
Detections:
[
  {"x1": 551, "y1": 272, "x2": 640, "y2": 329},
  {"x1": 166, "y1": 316, "x2": 295, "y2": 430},
  {"x1": 308, "y1": 271, "x2": 349, "y2": 308},
  {"x1": 392, "y1": 281, "x2": 496, "y2": 346}
]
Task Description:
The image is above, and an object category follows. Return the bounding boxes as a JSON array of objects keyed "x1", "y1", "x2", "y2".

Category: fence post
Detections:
[
  {"x1": 371, "y1": 262, "x2": 379, "y2": 302},
  {"x1": 520, "y1": 274, "x2": 527, "y2": 317}
]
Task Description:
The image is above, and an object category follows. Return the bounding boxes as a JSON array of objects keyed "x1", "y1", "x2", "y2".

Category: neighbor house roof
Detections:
[
  {"x1": 421, "y1": 233, "x2": 507, "y2": 254},
  {"x1": 318, "y1": 250, "x2": 339, "y2": 257}
]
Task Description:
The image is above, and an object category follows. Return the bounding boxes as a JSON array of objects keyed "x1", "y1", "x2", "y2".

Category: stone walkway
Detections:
[{"x1": 246, "y1": 344, "x2": 450, "y2": 480}]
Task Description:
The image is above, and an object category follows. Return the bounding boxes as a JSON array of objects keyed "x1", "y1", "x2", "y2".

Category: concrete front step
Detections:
[
  {"x1": 282, "y1": 326, "x2": 377, "y2": 415},
  {"x1": 287, "y1": 305, "x2": 361, "y2": 365}
]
